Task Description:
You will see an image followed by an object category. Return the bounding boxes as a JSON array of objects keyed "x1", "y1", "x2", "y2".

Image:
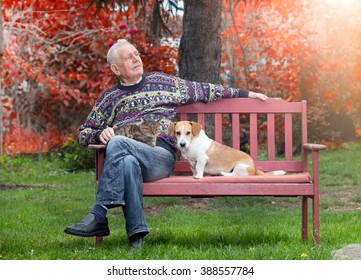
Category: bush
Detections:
[{"x1": 52, "y1": 137, "x2": 95, "y2": 171}]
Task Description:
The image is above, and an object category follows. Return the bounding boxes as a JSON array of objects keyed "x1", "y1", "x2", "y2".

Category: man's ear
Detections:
[
  {"x1": 111, "y1": 64, "x2": 120, "y2": 76},
  {"x1": 190, "y1": 122, "x2": 202, "y2": 136},
  {"x1": 168, "y1": 122, "x2": 176, "y2": 136}
]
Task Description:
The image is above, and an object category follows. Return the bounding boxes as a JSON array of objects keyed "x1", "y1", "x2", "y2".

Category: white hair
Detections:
[{"x1": 106, "y1": 39, "x2": 132, "y2": 66}]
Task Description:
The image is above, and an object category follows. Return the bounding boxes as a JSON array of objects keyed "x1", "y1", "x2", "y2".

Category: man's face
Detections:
[{"x1": 111, "y1": 43, "x2": 144, "y2": 84}]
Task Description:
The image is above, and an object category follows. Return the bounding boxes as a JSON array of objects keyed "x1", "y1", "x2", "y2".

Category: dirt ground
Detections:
[{"x1": 1, "y1": 184, "x2": 360, "y2": 214}]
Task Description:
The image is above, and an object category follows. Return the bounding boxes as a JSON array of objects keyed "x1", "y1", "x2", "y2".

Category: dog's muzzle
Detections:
[{"x1": 179, "y1": 141, "x2": 187, "y2": 148}]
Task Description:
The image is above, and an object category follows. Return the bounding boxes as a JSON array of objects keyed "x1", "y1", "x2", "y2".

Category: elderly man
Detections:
[{"x1": 64, "y1": 39, "x2": 268, "y2": 250}]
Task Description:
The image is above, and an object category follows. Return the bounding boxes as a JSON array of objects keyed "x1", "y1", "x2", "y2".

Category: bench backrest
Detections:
[{"x1": 174, "y1": 98, "x2": 307, "y2": 173}]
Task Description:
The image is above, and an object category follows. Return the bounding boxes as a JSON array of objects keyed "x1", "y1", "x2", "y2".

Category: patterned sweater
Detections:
[{"x1": 77, "y1": 72, "x2": 249, "y2": 152}]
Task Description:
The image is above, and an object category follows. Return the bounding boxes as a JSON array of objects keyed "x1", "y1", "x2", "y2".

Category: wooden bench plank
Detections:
[
  {"x1": 143, "y1": 183, "x2": 314, "y2": 196},
  {"x1": 250, "y1": 113, "x2": 258, "y2": 159},
  {"x1": 232, "y1": 113, "x2": 240, "y2": 150},
  {"x1": 285, "y1": 113, "x2": 293, "y2": 160},
  {"x1": 175, "y1": 160, "x2": 305, "y2": 173},
  {"x1": 267, "y1": 113, "x2": 275, "y2": 160},
  {"x1": 151, "y1": 172, "x2": 310, "y2": 183},
  {"x1": 177, "y1": 99, "x2": 304, "y2": 113},
  {"x1": 214, "y1": 113, "x2": 222, "y2": 143}
]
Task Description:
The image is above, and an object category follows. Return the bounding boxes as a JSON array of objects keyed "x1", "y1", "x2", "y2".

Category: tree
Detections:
[
  {"x1": 1, "y1": 0, "x2": 179, "y2": 154},
  {"x1": 88, "y1": 0, "x2": 223, "y2": 83},
  {"x1": 179, "y1": 0, "x2": 222, "y2": 83},
  {"x1": 89, "y1": 1, "x2": 181, "y2": 42}
]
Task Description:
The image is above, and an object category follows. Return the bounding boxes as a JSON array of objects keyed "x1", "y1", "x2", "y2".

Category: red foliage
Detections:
[
  {"x1": 1, "y1": 0, "x2": 180, "y2": 154},
  {"x1": 355, "y1": 128, "x2": 361, "y2": 138},
  {"x1": 221, "y1": 0, "x2": 361, "y2": 142},
  {"x1": 221, "y1": 0, "x2": 315, "y2": 100},
  {"x1": 3, "y1": 124, "x2": 66, "y2": 154},
  {"x1": 2, "y1": 0, "x2": 361, "y2": 153}
]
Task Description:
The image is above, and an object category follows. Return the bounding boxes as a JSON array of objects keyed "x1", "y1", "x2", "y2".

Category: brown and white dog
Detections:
[{"x1": 168, "y1": 121, "x2": 285, "y2": 179}]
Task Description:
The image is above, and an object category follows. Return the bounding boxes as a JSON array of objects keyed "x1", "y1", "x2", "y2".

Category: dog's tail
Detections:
[{"x1": 256, "y1": 169, "x2": 286, "y2": 176}]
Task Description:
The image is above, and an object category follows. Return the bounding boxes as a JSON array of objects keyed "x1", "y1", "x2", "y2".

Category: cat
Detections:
[{"x1": 113, "y1": 118, "x2": 161, "y2": 147}]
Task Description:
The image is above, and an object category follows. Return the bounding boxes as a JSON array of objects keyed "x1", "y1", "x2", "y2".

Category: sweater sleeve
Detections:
[
  {"x1": 76, "y1": 106, "x2": 108, "y2": 148},
  {"x1": 175, "y1": 77, "x2": 249, "y2": 105}
]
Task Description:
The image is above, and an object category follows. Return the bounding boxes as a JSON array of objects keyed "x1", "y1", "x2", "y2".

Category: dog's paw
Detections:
[{"x1": 193, "y1": 174, "x2": 203, "y2": 179}]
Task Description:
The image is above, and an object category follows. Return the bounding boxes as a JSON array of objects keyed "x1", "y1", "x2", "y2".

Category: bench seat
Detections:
[
  {"x1": 143, "y1": 173, "x2": 312, "y2": 196},
  {"x1": 146, "y1": 172, "x2": 310, "y2": 184}
]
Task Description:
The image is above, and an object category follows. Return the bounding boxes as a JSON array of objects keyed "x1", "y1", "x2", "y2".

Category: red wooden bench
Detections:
[{"x1": 89, "y1": 98, "x2": 326, "y2": 246}]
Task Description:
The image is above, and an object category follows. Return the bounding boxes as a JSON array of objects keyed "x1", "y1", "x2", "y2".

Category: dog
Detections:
[{"x1": 168, "y1": 121, "x2": 286, "y2": 179}]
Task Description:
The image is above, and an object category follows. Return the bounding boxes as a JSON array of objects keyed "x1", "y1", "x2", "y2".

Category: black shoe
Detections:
[
  {"x1": 128, "y1": 233, "x2": 146, "y2": 252},
  {"x1": 64, "y1": 213, "x2": 110, "y2": 237}
]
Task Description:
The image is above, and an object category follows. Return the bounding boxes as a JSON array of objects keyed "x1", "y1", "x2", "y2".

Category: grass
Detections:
[{"x1": 0, "y1": 142, "x2": 360, "y2": 260}]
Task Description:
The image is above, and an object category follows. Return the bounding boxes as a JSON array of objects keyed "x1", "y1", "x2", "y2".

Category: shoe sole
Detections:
[{"x1": 64, "y1": 227, "x2": 110, "y2": 237}]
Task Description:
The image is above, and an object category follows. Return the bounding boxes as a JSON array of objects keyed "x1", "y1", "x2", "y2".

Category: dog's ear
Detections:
[
  {"x1": 190, "y1": 122, "x2": 202, "y2": 136},
  {"x1": 168, "y1": 122, "x2": 176, "y2": 136}
]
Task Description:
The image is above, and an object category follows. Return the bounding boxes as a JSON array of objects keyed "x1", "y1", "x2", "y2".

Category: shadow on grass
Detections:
[
  {"x1": 61, "y1": 228, "x2": 290, "y2": 251},
  {"x1": 146, "y1": 230, "x2": 291, "y2": 248}
]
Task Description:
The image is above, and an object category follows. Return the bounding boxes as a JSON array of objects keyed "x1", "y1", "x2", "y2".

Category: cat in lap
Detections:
[{"x1": 113, "y1": 118, "x2": 161, "y2": 147}]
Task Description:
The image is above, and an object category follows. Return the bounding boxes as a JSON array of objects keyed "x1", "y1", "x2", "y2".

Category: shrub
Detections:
[{"x1": 52, "y1": 137, "x2": 95, "y2": 171}]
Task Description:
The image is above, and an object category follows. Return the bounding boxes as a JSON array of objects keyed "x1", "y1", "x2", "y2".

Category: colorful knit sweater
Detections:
[{"x1": 77, "y1": 72, "x2": 249, "y2": 151}]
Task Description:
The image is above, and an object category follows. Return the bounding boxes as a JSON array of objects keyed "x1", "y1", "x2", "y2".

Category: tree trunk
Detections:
[{"x1": 179, "y1": 0, "x2": 222, "y2": 84}]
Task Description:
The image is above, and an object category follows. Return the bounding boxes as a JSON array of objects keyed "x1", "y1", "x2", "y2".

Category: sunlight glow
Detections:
[{"x1": 324, "y1": 0, "x2": 361, "y2": 10}]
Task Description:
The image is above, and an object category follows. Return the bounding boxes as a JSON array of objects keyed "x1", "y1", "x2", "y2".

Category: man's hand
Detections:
[
  {"x1": 99, "y1": 127, "x2": 115, "y2": 144},
  {"x1": 248, "y1": 91, "x2": 268, "y2": 101}
]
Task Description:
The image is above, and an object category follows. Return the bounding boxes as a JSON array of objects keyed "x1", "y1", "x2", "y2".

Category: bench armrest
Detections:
[
  {"x1": 303, "y1": 143, "x2": 327, "y2": 151},
  {"x1": 88, "y1": 144, "x2": 106, "y2": 150},
  {"x1": 302, "y1": 143, "x2": 327, "y2": 189}
]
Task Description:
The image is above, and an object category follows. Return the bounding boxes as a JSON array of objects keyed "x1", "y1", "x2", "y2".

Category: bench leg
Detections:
[
  {"x1": 95, "y1": 236, "x2": 104, "y2": 246},
  {"x1": 302, "y1": 196, "x2": 308, "y2": 241},
  {"x1": 313, "y1": 195, "x2": 320, "y2": 244},
  {"x1": 94, "y1": 180, "x2": 104, "y2": 247},
  {"x1": 94, "y1": 149, "x2": 106, "y2": 247},
  {"x1": 311, "y1": 150, "x2": 321, "y2": 244}
]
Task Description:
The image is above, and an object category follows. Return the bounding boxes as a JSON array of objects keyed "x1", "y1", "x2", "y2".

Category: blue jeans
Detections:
[{"x1": 96, "y1": 136, "x2": 175, "y2": 238}]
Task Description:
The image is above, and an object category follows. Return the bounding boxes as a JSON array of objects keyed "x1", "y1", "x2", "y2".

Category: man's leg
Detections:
[
  {"x1": 64, "y1": 136, "x2": 175, "y2": 246},
  {"x1": 100, "y1": 136, "x2": 175, "y2": 240}
]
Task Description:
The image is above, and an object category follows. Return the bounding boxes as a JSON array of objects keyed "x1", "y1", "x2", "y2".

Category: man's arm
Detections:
[
  {"x1": 174, "y1": 75, "x2": 268, "y2": 105},
  {"x1": 76, "y1": 109, "x2": 108, "y2": 147}
]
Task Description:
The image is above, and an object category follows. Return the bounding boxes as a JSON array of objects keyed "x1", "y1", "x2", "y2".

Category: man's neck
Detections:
[{"x1": 120, "y1": 77, "x2": 142, "y2": 86}]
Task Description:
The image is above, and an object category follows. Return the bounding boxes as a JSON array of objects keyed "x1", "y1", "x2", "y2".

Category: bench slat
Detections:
[
  {"x1": 214, "y1": 113, "x2": 222, "y2": 143},
  {"x1": 143, "y1": 183, "x2": 314, "y2": 196},
  {"x1": 146, "y1": 173, "x2": 310, "y2": 183},
  {"x1": 250, "y1": 113, "x2": 258, "y2": 159},
  {"x1": 285, "y1": 113, "x2": 293, "y2": 160},
  {"x1": 180, "y1": 113, "x2": 187, "y2": 121},
  {"x1": 177, "y1": 99, "x2": 304, "y2": 113},
  {"x1": 232, "y1": 113, "x2": 240, "y2": 150},
  {"x1": 197, "y1": 113, "x2": 205, "y2": 127},
  {"x1": 267, "y1": 113, "x2": 275, "y2": 160},
  {"x1": 175, "y1": 160, "x2": 305, "y2": 173}
]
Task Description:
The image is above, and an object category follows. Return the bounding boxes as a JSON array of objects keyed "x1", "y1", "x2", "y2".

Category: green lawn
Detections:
[{"x1": 0, "y1": 142, "x2": 360, "y2": 260}]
